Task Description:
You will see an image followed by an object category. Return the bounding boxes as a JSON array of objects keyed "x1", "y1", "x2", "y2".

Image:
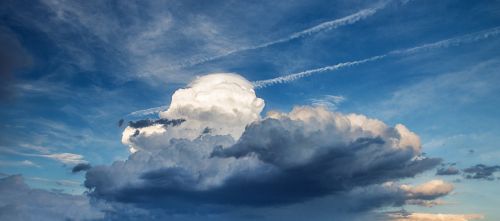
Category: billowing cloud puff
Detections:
[
  {"x1": 321, "y1": 180, "x2": 454, "y2": 212},
  {"x1": 86, "y1": 73, "x2": 440, "y2": 210},
  {"x1": 160, "y1": 73, "x2": 265, "y2": 139},
  {"x1": 122, "y1": 73, "x2": 264, "y2": 153}
]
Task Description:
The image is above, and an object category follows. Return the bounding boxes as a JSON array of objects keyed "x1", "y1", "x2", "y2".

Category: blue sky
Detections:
[{"x1": 1, "y1": 0, "x2": 500, "y2": 220}]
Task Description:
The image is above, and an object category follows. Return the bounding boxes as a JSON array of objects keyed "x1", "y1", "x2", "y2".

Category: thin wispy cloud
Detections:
[
  {"x1": 27, "y1": 176, "x2": 81, "y2": 187},
  {"x1": 0, "y1": 148, "x2": 86, "y2": 165},
  {"x1": 310, "y1": 95, "x2": 346, "y2": 110},
  {"x1": 0, "y1": 160, "x2": 40, "y2": 168},
  {"x1": 127, "y1": 105, "x2": 169, "y2": 117},
  {"x1": 253, "y1": 26, "x2": 500, "y2": 88},
  {"x1": 129, "y1": 26, "x2": 500, "y2": 116},
  {"x1": 164, "y1": 1, "x2": 391, "y2": 70}
]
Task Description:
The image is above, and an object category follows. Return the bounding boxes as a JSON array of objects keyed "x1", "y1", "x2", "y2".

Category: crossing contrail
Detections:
[
  {"x1": 128, "y1": 27, "x2": 500, "y2": 117},
  {"x1": 252, "y1": 26, "x2": 500, "y2": 88},
  {"x1": 163, "y1": 1, "x2": 391, "y2": 70}
]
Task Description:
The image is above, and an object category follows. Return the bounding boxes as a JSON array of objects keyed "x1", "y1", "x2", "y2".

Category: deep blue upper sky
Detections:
[{"x1": 1, "y1": 0, "x2": 500, "y2": 220}]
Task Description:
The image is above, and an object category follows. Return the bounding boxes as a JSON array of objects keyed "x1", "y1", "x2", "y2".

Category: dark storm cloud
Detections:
[
  {"x1": 128, "y1": 118, "x2": 185, "y2": 129},
  {"x1": 72, "y1": 163, "x2": 92, "y2": 173},
  {"x1": 436, "y1": 166, "x2": 460, "y2": 175},
  {"x1": 462, "y1": 164, "x2": 500, "y2": 180},
  {"x1": 85, "y1": 115, "x2": 441, "y2": 209}
]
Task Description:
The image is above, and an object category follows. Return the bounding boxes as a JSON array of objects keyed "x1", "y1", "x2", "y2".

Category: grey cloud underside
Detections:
[
  {"x1": 0, "y1": 27, "x2": 32, "y2": 100},
  {"x1": 85, "y1": 116, "x2": 441, "y2": 208},
  {"x1": 128, "y1": 118, "x2": 186, "y2": 129},
  {"x1": 72, "y1": 163, "x2": 92, "y2": 173},
  {"x1": 0, "y1": 174, "x2": 453, "y2": 220},
  {"x1": 462, "y1": 164, "x2": 500, "y2": 180},
  {"x1": 436, "y1": 166, "x2": 460, "y2": 176},
  {"x1": 118, "y1": 119, "x2": 125, "y2": 127}
]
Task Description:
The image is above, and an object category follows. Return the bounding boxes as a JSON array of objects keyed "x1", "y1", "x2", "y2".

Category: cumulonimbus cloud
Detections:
[
  {"x1": 252, "y1": 26, "x2": 500, "y2": 88},
  {"x1": 84, "y1": 73, "x2": 443, "y2": 211}
]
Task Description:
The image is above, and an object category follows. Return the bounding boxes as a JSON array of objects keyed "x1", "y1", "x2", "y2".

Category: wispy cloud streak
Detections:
[
  {"x1": 166, "y1": 1, "x2": 390, "y2": 70},
  {"x1": 253, "y1": 26, "x2": 500, "y2": 88},
  {"x1": 127, "y1": 105, "x2": 169, "y2": 117},
  {"x1": 129, "y1": 26, "x2": 500, "y2": 116},
  {"x1": 0, "y1": 148, "x2": 86, "y2": 165}
]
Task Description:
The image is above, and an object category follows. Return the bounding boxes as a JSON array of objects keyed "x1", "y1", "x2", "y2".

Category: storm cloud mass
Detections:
[{"x1": 84, "y1": 73, "x2": 442, "y2": 213}]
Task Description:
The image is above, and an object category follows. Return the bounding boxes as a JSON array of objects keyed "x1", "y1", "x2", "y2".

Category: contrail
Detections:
[
  {"x1": 253, "y1": 26, "x2": 500, "y2": 88},
  {"x1": 164, "y1": 1, "x2": 391, "y2": 70}
]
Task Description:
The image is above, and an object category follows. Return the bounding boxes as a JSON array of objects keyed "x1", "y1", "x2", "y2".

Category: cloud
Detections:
[
  {"x1": 0, "y1": 73, "x2": 472, "y2": 220},
  {"x1": 84, "y1": 74, "x2": 441, "y2": 211},
  {"x1": 72, "y1": 163, "x2": 92, "y2": 173},
  {"x1": 39, "y1": 153, "x2": 86, "y2": 165},
  {"x1": 127, "y1": 25, "x2": 500, "y2": 116},
  {"x1": 462, "y1": 164, "x2": 500, "y2": 180},
  {"x1": 310, "y1": 95, "x2": 346, "y2": 110},
  {"x1": 252, "y1": 26, "x2": 500, "y2": 88},
  {"x1": 375, "y1": 61, "x2": 500, "y2": 119},
  {"x1": 165, "y1": 1, "x2": 390, "y2": 70},
  {"x1": 128, "y1": 106, "x2": 169, "y2": 117},
  {"x1": 399, "y1": 180, "x2": 453, "y2": 200},
  {"x1": 118, "y1": 119, "x2": 124, "y2": 127},
  {"x1": 388, "y1": 212, "x2": 484, "y2": 221},
  {"x1": 159, "y1": 73, "x2": 264, "y2": 140},
  {"x1": 128, "y1": 118, "x2": 186, "y2": 129},
  {"x1": 335, "y1": 180, "x2": 453, "y2": 211},
  {"x1": 122, "y1": 73, "x2": 264, "y2": 153},
  {"x1": 0, "y1": 160, "x2": 40, "y2": 168},
  {"x1": 0, "y1": 175, "x2": 104, "y2": 221},
  {"x1": 436, "y1": 166, "x2": 460, "y2": 176},
  {"x1": 16, "y1": 0, "x2": 392, "y2": 84},
  {"x1": 1, "y1": 148, "x2": 86, "y2": 165},
  {"x1": 0, "y1": 26, "x2": 32, "y2": 100}
]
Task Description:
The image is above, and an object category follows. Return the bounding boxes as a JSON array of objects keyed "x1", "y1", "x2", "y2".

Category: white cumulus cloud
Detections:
[{"x1": 122, "y1": 73, "x2": 264, "y2": 152}]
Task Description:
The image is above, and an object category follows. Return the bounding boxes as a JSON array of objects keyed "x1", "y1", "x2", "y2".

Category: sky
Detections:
[{"x1": 1, "y1": 0, "x2": 500, "y2": 220}]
